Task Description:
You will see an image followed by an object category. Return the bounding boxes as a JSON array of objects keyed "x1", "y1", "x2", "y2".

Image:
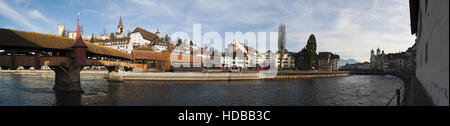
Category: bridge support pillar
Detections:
[{"x1": 50, "y1": 65, "x2": 84, "y2": 93}]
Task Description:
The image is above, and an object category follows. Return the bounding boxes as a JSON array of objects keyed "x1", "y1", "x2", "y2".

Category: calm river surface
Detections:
[{"x1": 0, "y1": 72, "x2": 403, "y2": 106}]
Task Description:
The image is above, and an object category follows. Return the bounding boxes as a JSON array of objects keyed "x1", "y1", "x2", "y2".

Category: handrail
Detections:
[{"x1": 387, "y1": 89, "x2": 401, "y2": 106}]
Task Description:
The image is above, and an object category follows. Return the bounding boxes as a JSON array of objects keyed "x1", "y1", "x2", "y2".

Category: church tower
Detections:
[
  {"x1": 156, "y1": 28, "x2": 161, "y2": 38},
  {"x1": 371, "y1": 49, "x2": 374, "y2": 56},
  {"x1": 376, "y1": 48, "x2": 381, "y2": 55},
  {"x1": 117, "y1": 17, "x2": 124, "y2": 38}
]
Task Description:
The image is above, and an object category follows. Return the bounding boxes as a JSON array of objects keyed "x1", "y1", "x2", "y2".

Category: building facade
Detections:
[
  {"x1": 385, "y1": 53, "x2": 405, "y2": 72},
  {"x1": 341, "y1": 62, "x2": 370, "y2": 71},
  {"x1": 129, "y1": 27, "x2": 169, "y2": 52},
  {"x1": 100, "y1": 37, "x2": 133, "y2": 53},
  {"x1": 276, "y1": 52, "x2": 295, "y2": 70},
  {"x1": 317, "y1": 52, "x2": 340, "y2": 71},
  {"x1": 410, "y1": 0, "x2": 449, "y2": 106}
]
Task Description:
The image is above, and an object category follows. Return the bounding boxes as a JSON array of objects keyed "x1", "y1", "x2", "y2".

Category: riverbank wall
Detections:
[
  {"x1": 108, "y1": 71, "x2": 350, "y2": 81},
  {"x1": 0, "y1": 69, "x2": 108, "y2": 74},
  {"x1": 347, "y1": 70, "x2": 435, "y2": 106},
  {"x1": 394, "y1": 73, "x2": 434, "y2": 106},
  {"x1": 1, "y1": 69, "x2": 350, "y2": 81}
]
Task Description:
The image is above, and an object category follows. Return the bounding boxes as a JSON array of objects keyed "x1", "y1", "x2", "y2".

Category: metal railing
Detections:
[{"x1": 387, "y1": 89, "x2": 401, "y2": 106}]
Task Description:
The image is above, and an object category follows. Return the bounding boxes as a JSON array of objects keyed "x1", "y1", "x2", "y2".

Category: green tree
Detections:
[
  {"x1": 296, "y1": 34, "x2": 317, "y2": 70},
  {"x1": 164, "y1": 34, "x2": 170, "y2": 43},
  {"x1": 176, "y1": 39, "x2": 182, "y2": 46},
  {"x1": 61, "y1": 31, "x2": 66, "y2": 37},
  {"x1": 110, "y1": 33, "x2": 115, "y2": 39}
]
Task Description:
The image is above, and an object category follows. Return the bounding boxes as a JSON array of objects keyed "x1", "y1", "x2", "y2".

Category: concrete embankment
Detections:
[
  {"x1": 1, "y1": 69, "x2": 350, "y2": 81},
  {"x1": 346, "y1": 70, "x2": 435, "y2": 106},
  {"x1": 0, "y1": 70, "x2": 108, "y2": 74},
  {"x1": 394, "y1": 73, "x2": 434, "y2": 106},
  {"x1": 108, "y1": 71, "x2": 351, "y2": 81}
]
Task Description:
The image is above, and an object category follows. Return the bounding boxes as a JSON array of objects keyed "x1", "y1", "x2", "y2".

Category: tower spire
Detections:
[
  {"x1": 71, "y1": 13, "x2": 87, "y2": 67},
  {"x1": 71, "y1": 13, "x2": 86, "y2": 48},
  {"x1": 118, "y1": 16, "x2": 124, "y2": 28}
]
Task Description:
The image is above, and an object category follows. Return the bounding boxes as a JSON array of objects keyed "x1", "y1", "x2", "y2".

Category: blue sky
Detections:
[{"x1": 0, "y1": 0, "x2": 415, "y2": 62}]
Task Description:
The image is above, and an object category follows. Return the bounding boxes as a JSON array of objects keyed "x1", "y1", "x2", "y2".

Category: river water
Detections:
[{"x1": 0, "y1": 72, "x2": 403, "y2": 106}]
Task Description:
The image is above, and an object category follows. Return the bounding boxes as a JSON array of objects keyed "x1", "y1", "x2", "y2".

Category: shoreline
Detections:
[
  {"x1": 0, "y1": 69, "x2": 108, "y2": 74},
  {"x1": 1, "y1": 69, "x2": 351, "y2": 81},
  {"x1": 109, "y1": 71, "x2": 351, "y2": 81}
]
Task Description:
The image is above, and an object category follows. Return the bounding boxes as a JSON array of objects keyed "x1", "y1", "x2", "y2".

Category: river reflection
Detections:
[
  {"x1": 0, "y1": 72, "x2": 403, "y2": 106},
  {"x1": 54, "y1": 90, "x2": 82, "y2": 106}
]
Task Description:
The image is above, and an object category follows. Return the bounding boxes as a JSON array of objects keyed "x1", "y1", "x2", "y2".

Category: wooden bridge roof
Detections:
[
  {"x1": 0, "y1": 28, "x2": 134, "y2": 60},
  {"x1": 132, "y1": 50, "x2": 202, "y2": 63}
]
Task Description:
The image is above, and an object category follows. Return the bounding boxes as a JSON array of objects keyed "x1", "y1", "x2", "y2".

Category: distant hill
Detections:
[{"x1": 338, "y1": 59, "x2": 359, "y2": 67}]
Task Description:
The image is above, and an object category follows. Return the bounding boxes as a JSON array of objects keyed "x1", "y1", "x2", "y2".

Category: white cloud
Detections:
[
  {"x1": 28, "y1": 10, "x2": 56, "y2": 26},
  {"x1": 309, "y1": 0, "x2": 415, "y2": 62},
  {"x1": 0, "y1": 0, "x2": 44, "y2": 32},
  {"x1": 265, "y1": 0, "x2": 415, "y2": 62},
  {"x1": 129, "y1": 0, "x2": 155, "y2": 6}
]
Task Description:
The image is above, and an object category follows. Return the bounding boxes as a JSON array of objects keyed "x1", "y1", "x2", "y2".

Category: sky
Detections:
[{"x1": 0, "y1": 0, "x2": 415, "y2": 62}]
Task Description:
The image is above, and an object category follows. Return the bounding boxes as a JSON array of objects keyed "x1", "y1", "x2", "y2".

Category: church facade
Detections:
[{"x1": 370, "y1": 48, "x2": 388, "y2": 71}]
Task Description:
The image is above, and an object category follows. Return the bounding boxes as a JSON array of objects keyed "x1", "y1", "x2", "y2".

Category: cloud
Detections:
[
  {"x1": 82, "y1": 9, "x2": 99, "y2": 14},
  {"x1": 13, "y1": 0, "x2": 29, "y2": 7},
  {"x1": 0, "y1": 0, "x2": 44, "y2": 32},
  {"x1": 129, "y1": 0, "x2": 155, "y2": 6},
  {"x1": 308, "y1": 0, "x2": 415, "y2": 62},
  {"x1": 28, "y1": 10, "x2": 56, "y2": 26},
  {"x1": 257, "y1": 0, "x2": 415, "y2": 62}
]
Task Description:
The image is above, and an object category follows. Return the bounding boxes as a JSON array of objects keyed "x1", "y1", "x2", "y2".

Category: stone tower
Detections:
[
  {"x1": 278, "y1": 23, "x2": 286, "y2": 53},
  {"x1": 57, "y1": 24, "x2": 65, "y2": 36}
]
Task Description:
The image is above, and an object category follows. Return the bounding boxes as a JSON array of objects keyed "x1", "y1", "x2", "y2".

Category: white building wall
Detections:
[
  {"x1": 276, "y1": 53, "x2": 295, "y2": 69},
  {"x1": 68, "y1": 32, "x2": 77, "y2": 39},
  {"x1": 130, "y1": 33, "x2": 151, "y2": 47},
  {"x1": 104, "y1": 41, "x2": 133, "y2": 54},
  {"x1": 130, "y1": 32, "x2": 167, "y2": 52},
  {"x1": 415, "y1": 0, "x2": 449, "y2": 106}
]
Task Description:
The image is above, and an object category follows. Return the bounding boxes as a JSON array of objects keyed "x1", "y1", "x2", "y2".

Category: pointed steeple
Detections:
[
  {"x1": 71, "y1": 15, "x2": 87, "y2": 48},
  {"x1": 156, "y1": 28, "x2": 160, "y2": 34},
  {"x1": 118, "y1": 16, "x2": 124, "y2": 29},
  {"x1": 71, "y1": 13, "x2": 88, "y2": 67}
]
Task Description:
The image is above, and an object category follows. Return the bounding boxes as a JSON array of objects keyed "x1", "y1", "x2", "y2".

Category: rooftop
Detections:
[{"x1": 0, "y1": 28, "x2": 134, "y2": 60}]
